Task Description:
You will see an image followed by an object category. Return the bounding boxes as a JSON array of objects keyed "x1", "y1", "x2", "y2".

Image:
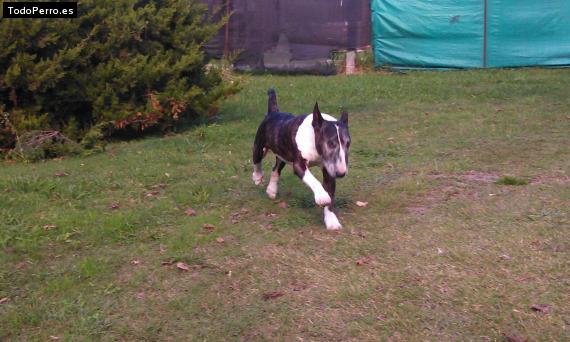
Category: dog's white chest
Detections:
[{"x1": 295, "y1": 113, "x2": 337, "y2": 163}]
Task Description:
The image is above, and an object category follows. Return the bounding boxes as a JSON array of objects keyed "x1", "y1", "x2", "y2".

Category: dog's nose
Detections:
[{"x1": 336, "y1": 171, "x2": 346, "y2": 178}]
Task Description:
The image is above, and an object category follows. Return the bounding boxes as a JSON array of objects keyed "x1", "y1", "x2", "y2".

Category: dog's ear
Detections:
[
  {"x1": 312, "y1": 102, "x2": 323, "y2": 129},
  {"x1": 340, "y1": 110, "x2": 349, "y2": 126}
]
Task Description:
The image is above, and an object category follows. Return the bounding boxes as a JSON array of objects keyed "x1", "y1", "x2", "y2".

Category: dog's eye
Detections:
[{"x1": 327, "y1": 141, "x2": 336, "y2": 149}]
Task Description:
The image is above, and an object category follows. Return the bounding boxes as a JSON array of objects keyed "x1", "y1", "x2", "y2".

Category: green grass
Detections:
[
  {"x1": 1, "y1": 69, "x2": 570, "y2": 341},
  {"x1": 496, "y1": 176, "x2": 529, "y2": 186}
]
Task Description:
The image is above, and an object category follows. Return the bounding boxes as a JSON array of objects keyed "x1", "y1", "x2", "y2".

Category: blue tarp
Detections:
[{"x1": 372, "y1": 0, "x2": 570, "y2": 68}]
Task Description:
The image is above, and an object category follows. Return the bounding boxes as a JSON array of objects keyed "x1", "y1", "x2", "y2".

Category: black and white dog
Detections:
[{"x1": 252, "y1": 89, "x2": 350, "y2": 230}]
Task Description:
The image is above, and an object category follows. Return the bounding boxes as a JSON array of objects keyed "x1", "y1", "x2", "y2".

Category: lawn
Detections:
[{"x1": 1, "y1": 69, "x2": 569, "y2": 341}]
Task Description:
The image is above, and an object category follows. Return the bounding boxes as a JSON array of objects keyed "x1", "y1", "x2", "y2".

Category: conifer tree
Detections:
[{"x1": 0, "y1": 0, "x2": 237, "y2": 141}]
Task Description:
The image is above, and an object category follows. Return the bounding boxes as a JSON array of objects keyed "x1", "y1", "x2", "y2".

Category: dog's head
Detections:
[{"x1": 312, "y1": 102, "x2": 350, "y2": 178}]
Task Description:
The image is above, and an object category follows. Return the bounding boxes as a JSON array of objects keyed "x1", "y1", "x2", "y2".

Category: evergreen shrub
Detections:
[{"x1": 0, "y1": 0, "x2": 239, "y2": 156}]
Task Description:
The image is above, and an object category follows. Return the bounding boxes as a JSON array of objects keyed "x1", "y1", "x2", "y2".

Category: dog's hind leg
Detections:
[
  {"x1": 252, "y1": 128, "x2": 266, "y2": 185},
  {"x1": 293, "y1": 161, "x2": 331, "y2": 207},
  {"x1": 322, "y1": 169, "x2": 341, "y2": 230},
  {"x1": 266, "y1": 157, "x2": 286, "y2": 199}
]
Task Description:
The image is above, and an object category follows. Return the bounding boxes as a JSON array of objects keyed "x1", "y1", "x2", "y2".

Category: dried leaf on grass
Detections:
[
  {"x1": 150, "y1": 183, "x2": 168, "y2": 190},
  {"x1": 145, "y1": 190, "x2": 160, "y2": 198},
  {"x1": 203, "y1": 224, "x2": 215, "y2": 232},
  {"x1": 262, "y1": 291, "x2": 285, "y2": 300},
  {"x1": 499, "y1": 253, "x2": 511, "y2": 260},
  {"x1": 501, "y1": 333, "x2": 528, "y2": 342},
  {"x1": 290, "y1": 283, "x2": 307, "y2": 292},
  {"x1": 176, "y1": 262, "x2": 190, "y2": 271},
  {"x1": 184, "y1": 208, "x2": 197, "y2": 216},
  {"x1": 356, "y1": 257, "x2": 372, "y2": 266},
  {"x1": 43, "y1": 224, "x2": 57, "y2": 230},
  {"x1": 531, "y1": 304, "x2": 552, "y2": 314},
  {"x1": 356, "y1": 201, "x2": 368, "y2": 207},
  {"x1": 163, "y1": 260, "x2": 207, "y2": 271},
  {"x1": 230, "y1": 208, "x2": 250, "y2": 223},
  {"x1": 350, "y1": 230, "x2": 367, "y2": 239}
]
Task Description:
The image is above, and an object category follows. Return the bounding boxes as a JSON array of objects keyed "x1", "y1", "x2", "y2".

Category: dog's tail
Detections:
[{"x1": 267, "y1": 88, "x2": 279, "y2": 114}]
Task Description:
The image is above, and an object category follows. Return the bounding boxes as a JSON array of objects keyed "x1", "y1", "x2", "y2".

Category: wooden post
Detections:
[
  {"x1": 224, "y1": 0, "x2": 231, "y2": 59},
  {"x1": 345, "y1": 50, "x2": 356, "y2": 75}
]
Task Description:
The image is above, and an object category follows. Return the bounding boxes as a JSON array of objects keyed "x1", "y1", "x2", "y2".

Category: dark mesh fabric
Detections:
[{"x1": 200, "y1": 0, "x2": 370, "y2": 73}]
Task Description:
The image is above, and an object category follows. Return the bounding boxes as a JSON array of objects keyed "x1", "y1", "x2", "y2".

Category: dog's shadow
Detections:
[
  {"x1": 253, "y1": 172, "x2": 352, "y2": 228},
  {"x1": 274, "y1": 173, "x2": 351, "y2": 209},
  {"x1": 287, "y1": 193, "x2": 350, "y2": 209}
]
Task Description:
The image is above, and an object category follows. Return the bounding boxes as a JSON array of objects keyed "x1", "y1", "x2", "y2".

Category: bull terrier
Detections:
[{"x1": 252, "y1": 89, "x2": 351, "y2": 230}]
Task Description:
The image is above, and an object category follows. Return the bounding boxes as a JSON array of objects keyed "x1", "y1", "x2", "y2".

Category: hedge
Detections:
[{"x1": 0, "y1": 0, "x2": 239, "y2": 156}]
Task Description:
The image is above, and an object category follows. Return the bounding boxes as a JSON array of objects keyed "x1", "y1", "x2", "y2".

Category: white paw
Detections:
[
  {"x1": 266, "y1": 184, "x2": 277, "y2": 199},
  {"x1": 326, "y1": 220, "x2": 342, "y2": 230},
  {"x1": 252, "y1": 172, "x2": 264, "y2": 185},
  {"x1": 324, "y1": 208, "x2": 342, "y2": 230},
  {"x1": 314, "y1": 190, "x2": 332, "y2": 207}
]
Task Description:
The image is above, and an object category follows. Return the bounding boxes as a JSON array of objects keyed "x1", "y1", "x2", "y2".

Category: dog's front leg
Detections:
[
  {"x1": 252, "y1": 131, "x2": 266, "y2": 185},
  {"x1": 293, "y1": 160, "x2": 331, "y2": 207},
  {"x1": 322, "y1": 169, "x2": 342, "y2": 230}
]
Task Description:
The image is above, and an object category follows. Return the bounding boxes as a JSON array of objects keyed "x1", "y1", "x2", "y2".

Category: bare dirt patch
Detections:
[
  {"x1": 427, "y1": 170, "x2": 501, "y2": 183},
  {"x1": 405, "y1": 171, "x2": 498, "y2": 215},
  {"x1": 406, "y1": 171, "x2": 569, "y2": 215},
  {"x1": 529, "y1": 175, "x2": 570, "y2": 185},
  {"x1": 406, "y1": 186, "x2": 478, "y2": 216}
]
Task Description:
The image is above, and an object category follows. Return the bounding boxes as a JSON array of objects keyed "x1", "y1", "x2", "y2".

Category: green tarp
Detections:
[{"x1": 372, "y1": 0, "x2": 570, "y2": 68}]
